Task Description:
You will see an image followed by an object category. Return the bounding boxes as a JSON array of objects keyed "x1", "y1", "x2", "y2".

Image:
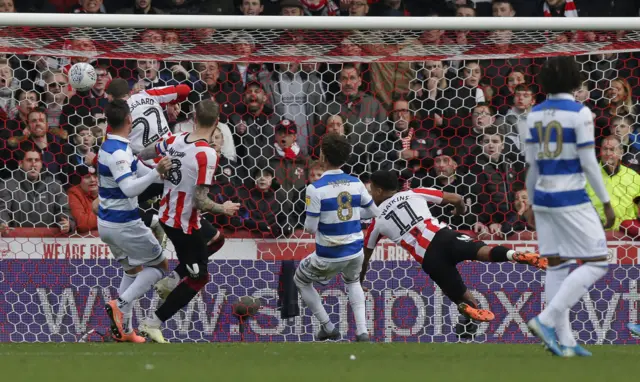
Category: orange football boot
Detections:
[
  {"x1": 458, "y1": 302, "x2": 495, "y2": 322},
  {"x1": 116, "y1": 330, "x2": 146, "y2": 343},
  {"x1": 105, "y1": 300, "x2": 125, "y2": 340},
  {"x1": 512, "y1": 252, "x2": 548, "y2": 270}
]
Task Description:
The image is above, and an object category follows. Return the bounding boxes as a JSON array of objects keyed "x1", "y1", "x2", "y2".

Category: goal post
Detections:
[{"x1": 0, "y1": 15, "x2": 639, "y2": 344}]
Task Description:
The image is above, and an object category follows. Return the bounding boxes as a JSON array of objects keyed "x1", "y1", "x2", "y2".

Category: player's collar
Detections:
[
  {"x1": 547, "y1": 93, "x2": 574, "y2": 101},
  {"x1": 106, "y1": 134, "x2": 131, "y2": 143},
  {"x1": 321, "y1": 169, "x2": 344, "y2": 177}
]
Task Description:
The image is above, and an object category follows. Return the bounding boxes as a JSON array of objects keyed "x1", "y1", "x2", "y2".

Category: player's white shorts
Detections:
[
  {"x1": 296, "y1": 252, "x2": 364, "y2": 285},
  {"x1": 534, "y1": 207, "x2": 608, "y2": 259},
  {"x1": 98, "y1": 219, "x2": 165, "y2": 270}
]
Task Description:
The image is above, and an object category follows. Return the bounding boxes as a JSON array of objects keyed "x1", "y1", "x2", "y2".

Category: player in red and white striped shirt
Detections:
[
  {"x1": 361, "y1": 171, "x2": 547, "y2": 323},
  {"x1": 135, "y1": 99, "x2": 240, "y2": 343}
]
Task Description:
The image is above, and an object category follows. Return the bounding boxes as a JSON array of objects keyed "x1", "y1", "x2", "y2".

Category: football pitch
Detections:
[{"x1": 1, "y1": 343, "x2": 637, "y2": 382}]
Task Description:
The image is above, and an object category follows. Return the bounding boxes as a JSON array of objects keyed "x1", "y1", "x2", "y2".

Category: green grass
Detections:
[{"x1": 1, "y1": 343, "x2": 638, "y2": 382}]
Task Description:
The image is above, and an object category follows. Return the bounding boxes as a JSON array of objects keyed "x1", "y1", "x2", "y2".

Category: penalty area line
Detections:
[{"x1": 0, "y1": 351, "x2": 178, "y2": 357}]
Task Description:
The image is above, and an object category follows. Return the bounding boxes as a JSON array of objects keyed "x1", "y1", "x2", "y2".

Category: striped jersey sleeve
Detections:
[
  {"x1": 411, "y1": 188, "x2": 444, "y2": 204},
  {"x1": 575, "y1": 106, "x2": 596, "y2": 148},
  {"x1": 108, "y1": 149, "x2": 134, "y2": 183},
  {"x1": 195, "y1": 146, "x2": 218, "y2": 186},
  {"x1": 305, "y1": 184, "x2": 321, "y2": 217},
  {"x1": 364, "y1": 218, "x2": 381, "y2": 250}
]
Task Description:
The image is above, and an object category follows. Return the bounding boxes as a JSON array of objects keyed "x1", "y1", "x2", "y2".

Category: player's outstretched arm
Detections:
[
  {"x1": 194, "y1": 185, "x2": 240, "y2": 216},
  {"x1": 441, "y1": 192, "x2": 466, "y2": 215}
]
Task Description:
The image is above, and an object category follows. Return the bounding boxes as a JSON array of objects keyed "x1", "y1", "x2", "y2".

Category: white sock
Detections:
[
  {"x1": 150, "y1": 215, "x2": 159, "y2": 228},
  {"x1": 543, "y1": 263, "x2": 575, "y2": 346},
  {"x1": 166, "y1": 270, "x2": 181, "y2": 289},
  {"x1": 118, "y1": 273, "x2": 136, "y2": 296},
  {"x1": 118, "y1": 267, "x2": 164, "y2": 311},
  {"x1": 295, "y1": 280, "x2": 334, "y2": 332},
  {"x1": 346, "y1": 282, "x2": 368, "y2": 335},
  {"x1": 539, "y1": 261, "x2": 609, "y2": 328}
]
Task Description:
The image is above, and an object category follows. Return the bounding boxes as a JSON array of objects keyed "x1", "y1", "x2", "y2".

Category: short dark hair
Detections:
[
  {"x1": 514, "y1": 84, "x2": 532, "y2": 93},
  {"x1": 481, "y1": 126, "x2": 504, "y2": 141},
  {"x1": 538, "y1": 56, "x2": 582, "y2": 95},
  {"x1": 341, "y1": 63, "x2": 361, "y2": 76},
  {"x1": 27, "y1": 106, "x2": 47, "y2": 121},
  {"x1": 321, "y1": 133, "x2": 351, "y2": 167},
  {"x1": 105, "y1": 99, "x2": 131, "y2": 130},
  {"x1": 195, "y1": 99, "x2": 220, "y2": 128},
  {"x1": 105, "y1": 78, "x2": 130, "y2": 99},
  {"x1": 370, "y1": 170, "x2": 399, "y2": 192}
]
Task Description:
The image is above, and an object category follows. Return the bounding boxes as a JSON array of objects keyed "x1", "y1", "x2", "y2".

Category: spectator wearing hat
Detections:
[
  {"x1": 280, "y1": 0, "x2": 304, "y2": 15},
  {"x1": 0, "y1": 149, "x2": 74, "y2": 234},
  {"x1": 412, "y1": 147, "x2": 480, "y2": 231},
  {"x1": 265, "y1": 119, "x2": 309, "y2": 192},
  {"x1": 229, "y1": 81, "x2": 279, "y2": 172},
  {"x1": 67, "y1": 165, "x2": 98, "y2": 233}
]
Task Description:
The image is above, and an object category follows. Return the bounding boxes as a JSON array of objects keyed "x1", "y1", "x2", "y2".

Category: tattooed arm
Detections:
[
  {"x1": 138, "y1": 144, "x2": 160, "y2": 161},
  {"x1": 194, "y1": 185, "x2": 240, "y2": 215}
]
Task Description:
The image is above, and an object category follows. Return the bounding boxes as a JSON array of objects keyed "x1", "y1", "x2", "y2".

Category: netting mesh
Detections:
[{"x1": 0, "y1": 26, "x2": 639, "y2": 343}]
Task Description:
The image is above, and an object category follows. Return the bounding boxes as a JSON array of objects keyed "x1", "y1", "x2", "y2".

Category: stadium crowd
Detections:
[{"x1": 1, "y1": 0, "x2": 640, "y2": 241}]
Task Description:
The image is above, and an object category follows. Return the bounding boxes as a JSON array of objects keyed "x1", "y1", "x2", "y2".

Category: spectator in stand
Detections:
[
  {"x1": 455, "y1": 102, "x2": 510, "y2": 167},
  {"x1": 0, "y1": 0, "x2": 14, "y2": 12},
  {"x1": 230, "y1": 167, "x2": 288, "y2": 237},
  {"x1": 266, "y1": 119, "x2": 309, "y2": 192},
  {"x1": 0, "y1": 149, "x2": 74, "y2": 234},
  {"x1": 72, "y1": 0, "x2": 106, "y2": 13},
  {"x1": 9, "y1": 89, "x2": 38, "y2": 133},
  {"x1": 229, "y1": 81, "x2": 279, "y2": 171},
  {"x1": 240, "y1": 0, "x2": 264, "y2": 14},
  {"x1": 494, "y1": 66, "x2": 529, "y2": 115},
  {"x1": 260, "y1": 60, "x2": 325, "y2": 155},
  {"x1": 371, "y1": 95, "x2": 437, "y2": 173},
  {"x1": 68, "y1": 125, "x2": 97, "y2": 171},
  {"x1": 410, "y1": 60, "x2": 450, "y2": 128},
  {"x1": 67, "y1": 165, "x2": 98, "y2": 233},
  {"x1": 542, "y1": 0, "x2": 579, "y2": 17},
  {"x1": 439, "y1": 60, "x2": 485, "y2": 125},
  {"x1": 595, "y1": 77, "x2": 637, "y2": 139},
  {"x1": 503, "y1": 83, "x2": 535, "y2": 149},
  {"x1": 298, "y1": 0, "x2": 339, "y2": 15},
  {"x1": 0, "y1": 58, "x2": 19, "y2": 120},
  {"x1": 470, "y1": 126, "x2": 525, "y2": 236},
  {"x1": 117, "y1": 0, "x2": 164, "y2": 13},
  {"x1": 130, "y1": 59, "x2": 167, "y2": 91},
  {"x1": 492, "y1": 0, "x2": 515, "y2": 17},
  {"x1": 610, "y1": 114, "x2": 640, "y2": 172},
  {"x1": 191, "y1": 61, "x2": 242, "y2": 124},
  {"x1": 586, "y1": 136, "x2": 640, "y2": 238},
  {"x1": 500, "y1": 188, "x2": 533, "y2": 236},
  {"x1": 348, "y1": 0, "x2": 369, "y2": 15},
  {"x1": 289, "y1": 159, "x2": 324, "y2": 229},
  {"x1": 314, "y1": 63, "x2": 387, "y2": 176},
  {"x1": 280, "y1": 0, "x2": 304, "y2": 15},
  {"x1": 7, "y1": 107, "x2": 73, "y2": 185},
  {"x1": 42, "y1": 70, "x2": 69, "y2": 130},
  {"x1": 415, "y1": 147, "x2": 480, "y2": 231}
]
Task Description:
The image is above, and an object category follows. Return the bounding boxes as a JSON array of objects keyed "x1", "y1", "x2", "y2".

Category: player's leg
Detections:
[
  {"x1": 140, "y1": 224, "x2": 209, "y2": 343},
  {"x1": 154, "y1": 218, "x2": 225, "y2": 302},
  {"x1": 422, "y1": 229, "x2": 495, "y2": 322},
  {"x1": 294, "y1": 253, "x2": 341, "y2": 340},
  {"x1": 628, "y1": 323, "x2": 640, "y2": 337},
  {"x1": 341, "y1": 255, "x2": 369, "y2": 341},
  {"x1": 104, "y1": 221, "x2": 168, "y2": 342}
]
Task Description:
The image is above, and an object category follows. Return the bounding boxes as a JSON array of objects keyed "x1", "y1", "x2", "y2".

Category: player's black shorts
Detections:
[
  {"x1": 421, "y1": 228, "x2": 486, "y2": 304},
  {"x1": 160, "y1": 222, "x2": 208, "y2": 277}
]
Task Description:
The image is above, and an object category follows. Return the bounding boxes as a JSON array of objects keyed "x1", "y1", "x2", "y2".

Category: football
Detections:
[{"x1": 68, "y1": 62, "x2": 97, "y2": 92}]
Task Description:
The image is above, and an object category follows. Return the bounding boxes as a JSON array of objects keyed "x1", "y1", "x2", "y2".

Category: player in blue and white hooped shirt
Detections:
[
  {"x1": 97, "y1": 100, "x2": 173, "y2": 343},
  {"x1": 524, "y1": 57, "x2": 616, "y2": 358},
  {"x1": 294, "y1": 133, "x2": 380, "y2": 342}
]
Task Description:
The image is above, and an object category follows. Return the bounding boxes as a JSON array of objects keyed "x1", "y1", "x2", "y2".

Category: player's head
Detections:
[
  {"x1": 320, "y1": 132, "x2": 351, "y2": 169},
  {"x1": 195, "y1": 99, "x2": 220, "y2": 132},
  {"x1": 105, "y1": 78, "x2": 130, "y2": 102},
  {"x1": 369, "y1": 170, "x2": 399, "y2": 205},
  {"x1": 538, "y1": 56, "x2": 582, "y2": 95},
  {"x1": 105, "y1": 99, "x2": 132, "y2": 135}
]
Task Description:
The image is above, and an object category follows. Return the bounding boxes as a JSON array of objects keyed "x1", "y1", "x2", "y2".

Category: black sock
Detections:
[
  {"x1": 155, "y1": 282, "x2": 198, "y2": 322},
  {"x1": 489, "y1": 246, "x2": 510, "y2": 262}
]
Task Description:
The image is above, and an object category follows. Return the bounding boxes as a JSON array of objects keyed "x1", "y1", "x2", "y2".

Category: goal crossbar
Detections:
[{"x1": 0, "y1": 14, "x2": 639, "y2": 31}]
